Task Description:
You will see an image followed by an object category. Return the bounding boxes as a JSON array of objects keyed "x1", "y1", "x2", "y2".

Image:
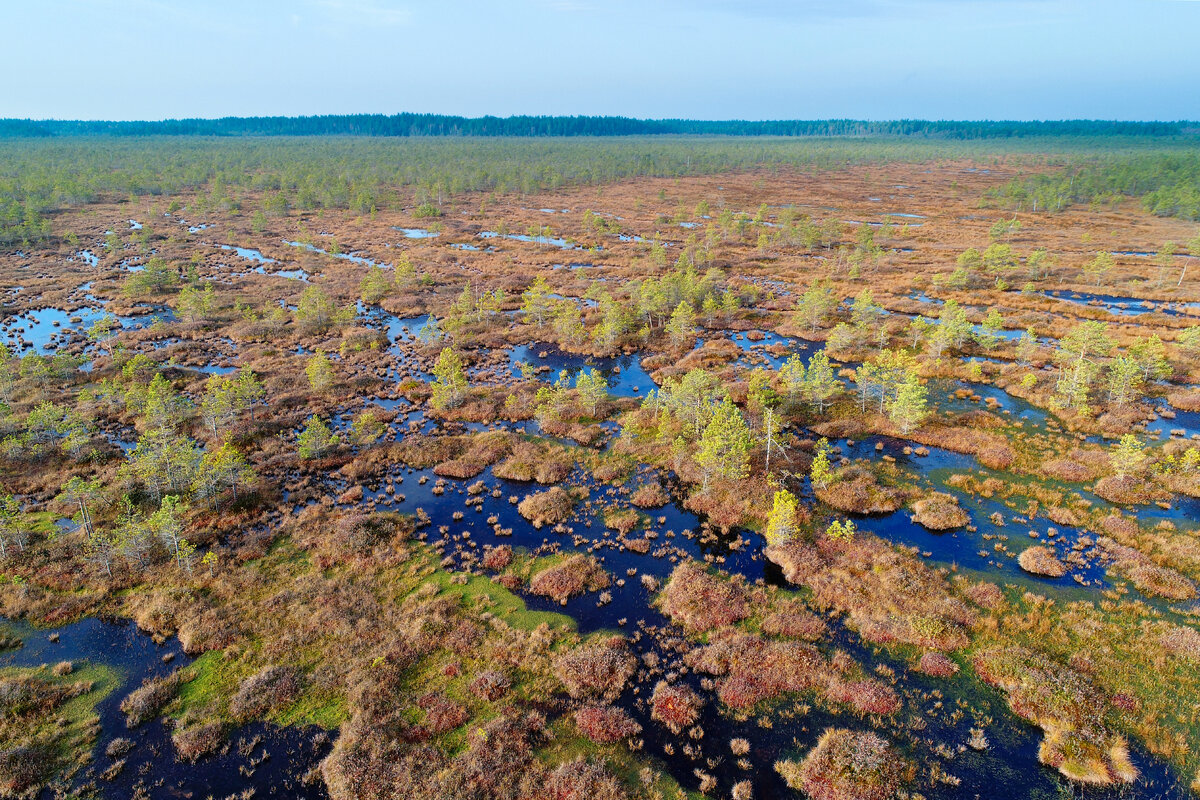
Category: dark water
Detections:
[
  {"x1": 332, "y1": 438, "x2": 1193, "y2": 800},
  {"x1": 1041, "y1": 289, "x2": 1200, "y2": 319},
  {"x1": 0, "y1": 617, "x2": 331, "y2": 800}
]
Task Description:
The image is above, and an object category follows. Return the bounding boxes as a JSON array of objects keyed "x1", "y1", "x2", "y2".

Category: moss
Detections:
[{"x1": 0, "y1": 661, "x2": 120, "y2": 792}]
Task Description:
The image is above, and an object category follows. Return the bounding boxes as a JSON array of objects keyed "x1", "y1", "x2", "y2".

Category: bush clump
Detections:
[
  {"x1": 659, "y1": 561, "x2": 749, "y2": 634},
  {"x1": 910, "y1": 492, "x2": 969, "y2": 530},
  {"x1": 172, "y1": 721, "x2": 225, "y2": 762},
  {"x1": 573, "y1": 705, "x2": 642, "y2": 744},
  {"x1": 650, "y1": 681, "x2": 702, "y2": 734},
  {"x1": 775, "y1": 728, "x2": 906, "y2": 800},
  {"x1": 229, "y1": 665, "x2": 301, "y2": 721},
  {"x1": 553, "y1": 636, "x2": 636, "y2": 701},
  {"x1": 1017, "y1": 546, "x2": 1067, "y2": 578},
  {"x1": 973, "y1": 645, "x2": 1137, "y2": 785},
  {"x1": 529, "y1": 554, "x2": 610, "y2": 603},
  {"x1": 517, "y1": 487, "x2": 575, "y2": 528},
  {"x1": 120, "y1": 671, "x2": 182, "y2": 727}
]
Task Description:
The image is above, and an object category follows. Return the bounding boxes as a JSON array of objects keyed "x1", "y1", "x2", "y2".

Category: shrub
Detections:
[
  {"x1": 530, "y1": 555, "x2": 610, "y2": 603},
  {"x1": 650, "y1": 681, "x2": 702, "y2": 733},
  {"x1": 173, "y1": 721, "x2": 225, "y2": 762},
  {"x1": 909, "y1": 492, "x2": 969, "y2": 530},
  {"x1": 229, "y1": 665, "x2": 301, "y2": 721},
  {"x1": 553, "y1": 637, "x2": 636, "y2": 701},
  {"x1": 517, "y1": 487, "x2": 574, "y2": 528},
  {"x1": 761, "y1": 599, "x2": 827, "y2": 640},
  {"x1": 1017, "y1": 546, "x2": 1066, "y2": 578},
  {"x1": 775, "y1": 728, "x2": 905, "y2": 800},
  {"x1": 0, "y1": 744, "x2": 52, "y2": 795},
  {"x1": 538, "y1": 757, "x2": 625, "y2": 800},
  {"x1": 120, "y1": 672, "x2": 181, "y2": 727},
  {"x1": 630, "y1": 482, "x2": 669, "y2": 508},
  {"x1": 469, "y1": 670, "x2": 512, "y2": 701},
  {"x1": 972, "y1": 645, "x2": 1137, "y2": 785},
  {"x1": 481, "y1": 545, "x2": 513, "y2": 571},
  {"x1": 915, "y1": 652, "x2": 960, "y2": 678},
  {"x1": 659, "y1": 561, "x2": 749, "y2": 634},
  {"x1": 573, "y1": 705, "x2": 641, "y2": 743}
]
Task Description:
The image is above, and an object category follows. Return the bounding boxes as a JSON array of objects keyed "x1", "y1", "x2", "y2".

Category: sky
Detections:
[{"x1": 3, "y1": 0, "x2": 1198, "y2": 121}]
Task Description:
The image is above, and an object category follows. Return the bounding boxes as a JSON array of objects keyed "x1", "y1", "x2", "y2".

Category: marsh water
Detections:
[
  {"x1": 3, "y1": 262, "x2": 1198, "y2": 799},
  {"x1": 0, "y1": 617, "x2": 330, "y2": 800}
]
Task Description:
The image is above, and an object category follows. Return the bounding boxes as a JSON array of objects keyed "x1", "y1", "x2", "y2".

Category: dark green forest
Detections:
[{"x1": 1, "y1": 115, "x2": 1197, "y2": 139}]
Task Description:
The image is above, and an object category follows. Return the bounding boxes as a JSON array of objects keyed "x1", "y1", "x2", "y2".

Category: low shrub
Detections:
[
  {"x1": 518, "y1": 487, "x2": 575, "y2": 528},
  {"x1": 775, "y1": 728, "x2": 905, "y2": 800},
  {"x1": 120, "y1": 671, "x2": 182, "y2": 727},
  {"x1": 573, "y1": 705, "x2": 641, "y2": 744},
  {"x1": 173, "y1": 720, "x2": 225, "y2": 762},
  {"x1": 229, "y1": 665, "x2": 301, "y2": 721},
  {"x1": 659, "y1": 561, "x2": 749, "y2": 634},
  {"x1": 553, "y1": 637, "x2": 636, "y2": 701},
  {"x1": 650, "y1": 681, "x2": 702, "y2": 734},
  {"x1": 529, "y1": 555, "x2": 610, "y2": 603}
]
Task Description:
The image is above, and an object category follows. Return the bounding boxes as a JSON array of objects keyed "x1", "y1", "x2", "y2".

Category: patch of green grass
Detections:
[
  {"x1": 0, "y1": 661, "x2": 121, "y2": 778},
  {"x1": 422, "y1": 551, "x2": 576, "y2": 632},
  {"x1": 538, "y1": 717, "x2": 702, "y2": 800},
  {"x1": 175, "y1": 649, "x2": 242, "y2": 719}
]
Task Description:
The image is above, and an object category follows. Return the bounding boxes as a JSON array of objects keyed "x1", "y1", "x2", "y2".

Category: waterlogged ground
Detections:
[
  {"x1": 0, "y1": 619, "x2": 330, "y2": 799},
  {"x1": 2, "y1": 161, "x2": 1200, "y2": 799}
]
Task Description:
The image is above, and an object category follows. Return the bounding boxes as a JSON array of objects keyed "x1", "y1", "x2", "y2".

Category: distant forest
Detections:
[{"x1": 0, "y1": 115, "x2": 1197, "y2": 139}]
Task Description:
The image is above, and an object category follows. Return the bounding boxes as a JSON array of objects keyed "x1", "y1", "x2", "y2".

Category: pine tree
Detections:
[
  {"x1": 1110, "y1": 434, "x2": 1145, "y2": 477},
  {"x1": 765, "y1": 490, "x2": 799, "y2": 546},
  {"x1": 521, "y1": 276, "x2": 553, "y2": 325},
  {"x1": 825, "y1": 519, "x2": 856, "y2": 541},
  {"x1": 810, "y1": 438, "x2": 834, "y2": 489},
  {"x1": 360, "y1": 265, "x2": 392, "y2": 304},
  {"x1": 802, "y1": 351, "x2": 839, "y2": 412},
  {"x1": 1106, "y1": 356, "x2": 1143, "y2": 407},
  {"x1": 975, "y1": 308, "x2": 1004, "y2": 350},
  {"x1": 1016, "y1": 327, "x2": 1039, "y2": 365},
  {"x1": 87, "y1": 314, "x2": 118, "y2": 359},
  {"x1": 575, "y1": 368, "x2": 609, "y2": 417},
  {"x1": 793, "y1": 281, "x2": 837, "y2": 332},
  {"x1": 1083, "y1": 251, "x2": 1115, "y2": 286},
  {"x1": 553, "y1": 301, "x2": 586, "y2": 346},
  {"x1": 888, "y1": 372, "x2": 929, "y2": 434},
  {"x1": 850, "y1": 289, "x2": 883, "y2": 333},
  {"x1": 696, "y1": 397, "x2": 751, "y2": 488},
  {"x1": 1054, "y1": 321, "x2": 1113, "y2": 412},
  {"x1": 666, "y1": 301, "x2": 697, "y2": 348},
  {"x1": 349, "y1": 409, "x2": 386, "y2": 447},
  {"x1": 778, "y1": 354, "x2": 806, "y2": 405},
  {"x1": 431, "y1": 347, "x2": 468, "y2": 409},
  {"x1": 306, "y1": 352, "x2": 335, "y2": 393},
  {"x1": 1128, "y1": 335, "x2": 1171, "y2": 383},
  {"x1": 297, "y1": 416, "x2": 339, "y2": 459},
  {"x1": 0, "y1": 493, "x2": 25, "y2": 560},
  {"x1": 193, "y1": 441, "x2": 255, "y2": 502}
]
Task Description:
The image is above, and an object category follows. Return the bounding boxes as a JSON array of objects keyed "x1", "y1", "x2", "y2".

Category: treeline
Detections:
[
  {"x1": 2, "y1": 115, "x2": 1197, "y2": 139},
  {"x1": 992, "y1": 152, "x2": 1200, "y2": 221}
]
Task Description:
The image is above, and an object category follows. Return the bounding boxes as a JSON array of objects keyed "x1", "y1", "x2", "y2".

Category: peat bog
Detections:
[{"x1": 1, "y1": 135, "x2": 1200, "y2": 799}]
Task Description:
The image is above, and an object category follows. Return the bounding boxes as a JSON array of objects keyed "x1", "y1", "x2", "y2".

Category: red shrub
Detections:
[
  {"x1": 573, "y1": 705, "x2": 642, "y2": 744},
  {"x1": 915, "y1": 652, "x2": 959, "y2": 678},
  {"x1": 553, "y1": 637, "x2": 636, "y2": 702},
  {"x1": 650, "y1": 681, "x2": 702, "y2": 733},
  {"x1": 481, "y1": 545, "x2": 513, "y2": 571},
  {"x1": 659, "y1": 561, "x2": 749, "y2": 634},
  {"x1": 469, "y1": 670, "x2": 511, "y2": 701}
]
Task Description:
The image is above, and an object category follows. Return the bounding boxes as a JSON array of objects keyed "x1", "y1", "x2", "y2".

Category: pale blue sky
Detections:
[{"x1": 3, "y1": 0, "x2": 1197, "y2": 120}]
